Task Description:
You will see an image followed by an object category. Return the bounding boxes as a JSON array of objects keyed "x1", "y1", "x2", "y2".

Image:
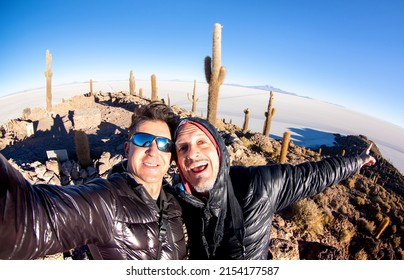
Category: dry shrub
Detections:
[
  {"x1": 392, "y1": 236, "x2": 401, "y2": 249},
  {"x1": 347, "y1": 177, "x2": 356, "y2": 189},
  {"x1": 338, "y1": 205, "x2": 348, "y2": 215},
  {"x1": 355, "y1": 196, "x2": 366, "y2": 206},
  {"x1": 357, "y1": 217, "x2": 376, "y2": 234},
  {"x1": 260, "y1": 144, "x2": 274, "y2": 155},
  {"x1": 398, "y1": 248, "x2": 404, "y2": 260},
  {"x1": 291, "y1": 199, "x2": 325, "y2": 235},
  {"x1": 391, "y1": 224, "x2": 397, "y2": 234},
  {"x1": 375, "y1": 212, "x2": 384, "y2": 222},
  {"x1": 372, "y1": 195, "x2": 392, "y2": 213},
  {"x1": 313, "y1": 192, "x2": 329, "y2": 208},
  {"x1": 240, "y1": 136, "x2": 252, "y2": 148},
  {"x1": 354, "y1": 249, "x2": 368, "y2": 260},
  {"x1": 339, "y1": 228, "x2": 355, "y2": 244}
]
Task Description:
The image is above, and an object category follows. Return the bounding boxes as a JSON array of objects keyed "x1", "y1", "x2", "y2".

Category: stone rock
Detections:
[
  {"x1": 35, "y1": 164, "x2": 47, "y2": 177},
  {"x1": 46, "y1": 159, "x2": 60, "y2": 174},
  {"x1": 36, "y1": 116, "x2": 54, "y2": 132},
  {"x1": 268, "y1": 238, "x2": 299, "y2": 260},
  {"x1": 61, "y1": 160, "x2": 73, "y2": 176},
  {"x1": 39, "y1": 170, "x2": 55, "y2": 182},
  {"x1": 79, "y1": 168, "x2": 88, "y2": 179},
  {"x1": 86, "y1": 166, "x2": 97, "y2": 177},
  {"x1": 73, "y1": 108, "x2": 101, "y2": 130}
]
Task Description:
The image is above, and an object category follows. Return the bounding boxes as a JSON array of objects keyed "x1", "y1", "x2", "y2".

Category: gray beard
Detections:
[{"x1": 193, "y1": 182, "x2": 215, "y2": 193}]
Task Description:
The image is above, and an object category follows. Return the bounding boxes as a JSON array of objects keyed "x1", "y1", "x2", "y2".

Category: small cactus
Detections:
[
  {"x1": 89, "y1": 79, "x2": 93, "y2": 96},
  {"x1": 74, "y1": 130, "x2": 92, "y2": 167},
  {"x1": 242, "y1": 108, "x2": 250, "y2": 134},
  {"x1": 279, "y1": 131, "x2": 291, "y2": 164},
  {"x1": 139, "y1": 88, "x2": 143, "y2": 97},
  {"x1": 129, "y1": 70, "x2": 136, "y2": 95},
  {"x1": 44, "y1": 49, "x2": 53, "y2": 112},
  {"x1": 263, "y1": 91, "x2": 276, "y2": 137},
  {"x1": 151, "y1": 74, "x2": 158, "y2": 101},
  {"x1": 187, "y1": 80, "x2": 199, "y2": 115},
  {"x1": 375, "y1": 217, "x2": 390, "y2": 239}
]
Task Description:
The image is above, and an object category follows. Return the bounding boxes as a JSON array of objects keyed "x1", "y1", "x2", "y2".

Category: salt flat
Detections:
[{"x1": 1, "y1": 80, "x2": 403, "y2": 175}]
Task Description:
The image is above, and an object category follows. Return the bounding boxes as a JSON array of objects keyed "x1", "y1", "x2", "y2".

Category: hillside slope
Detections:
[{"x1": 1, "y1": 91, "x2": 403, "y2": 260}]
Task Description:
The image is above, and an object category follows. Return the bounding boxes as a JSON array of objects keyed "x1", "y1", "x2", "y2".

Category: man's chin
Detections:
[{"x1": 192, "y1": 182, "x2": 215, "y2": 193}]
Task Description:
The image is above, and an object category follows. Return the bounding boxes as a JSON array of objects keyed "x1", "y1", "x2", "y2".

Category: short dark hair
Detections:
[{"x1": 128, "y1": 102, "x2": 179, "y2": 141}]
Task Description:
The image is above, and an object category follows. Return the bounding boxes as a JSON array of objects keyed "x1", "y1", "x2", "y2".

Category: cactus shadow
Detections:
[
  {"x1": 270, "y1": 127, "x2": 337, "y2": 149},
  {"x1": 1, "y1": 117, "x2": 127, "y2": 165}
]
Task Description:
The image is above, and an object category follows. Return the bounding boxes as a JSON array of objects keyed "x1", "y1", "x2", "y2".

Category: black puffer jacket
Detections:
[
  {"x1": 169, "y1": 118, "x2": 362, "y2": 260},
  {"x1": 0, "y1": 154, "x2": 187, "y2": 260}
]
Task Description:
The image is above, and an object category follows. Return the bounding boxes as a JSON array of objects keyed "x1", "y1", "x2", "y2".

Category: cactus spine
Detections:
[
  {"x1": 242, "y1": 108, "x2": 250, "y2": 134},
  {"x1": 129, "y1": 70, "x2": 135, "y2": 95},
  {"x1": 44, "y1": 49, "x2": 53, "y2": 112},
  {"x1": 375, "y1": 217, "x2": 390, "y2": 239},
  {"x1": 187, "y1": 80, "x2": 199, "y2": 115},
  {"x1": 263, "y1": 91, "x2": 276, "y2": 137},
  {"x1": 74, "y1": 130, "x2": 92, "y2": 167},
  {"x1": 279, "y1": 131, "x2": 291, "y2": 164},
  {"x1": 206, "y1": 23, "x2": 226, "y2": 126},
  {"x1": 151, "y1": 74, "x2": 158, "y2": 101}
]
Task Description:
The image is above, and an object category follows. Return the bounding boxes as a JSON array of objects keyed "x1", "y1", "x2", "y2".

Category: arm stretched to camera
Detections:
[{"x1": 0, "y1": 153, "x2": 116, "y2": 259}]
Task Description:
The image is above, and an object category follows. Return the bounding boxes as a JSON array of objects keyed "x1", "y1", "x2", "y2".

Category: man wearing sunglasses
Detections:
[{"x1": 0, "y1": 102, "x2": 187, "y2": 260}]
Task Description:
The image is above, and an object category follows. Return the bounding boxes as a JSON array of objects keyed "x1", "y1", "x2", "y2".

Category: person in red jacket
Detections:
[
  {"x1": 0, "y1": 102, "x2": 186, "y2": 260},
  {"x1": 170, "y1": 117, "x2": 376, "y2": 260}
]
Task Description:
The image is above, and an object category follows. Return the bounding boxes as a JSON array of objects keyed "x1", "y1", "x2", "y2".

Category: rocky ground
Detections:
[{"x1": 1, "y1": 91, "x2": 403, "y2": 260}]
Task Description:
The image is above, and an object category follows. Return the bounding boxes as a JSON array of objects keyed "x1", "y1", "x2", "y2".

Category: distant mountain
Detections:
[{"x1": 224, "y1": 83, "x2": 314, "y2": 99}]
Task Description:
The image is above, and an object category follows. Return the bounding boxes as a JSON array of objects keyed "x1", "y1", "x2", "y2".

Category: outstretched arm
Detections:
[{"x1": 0, "y1": 153, "x2": 115, "y2": 259}]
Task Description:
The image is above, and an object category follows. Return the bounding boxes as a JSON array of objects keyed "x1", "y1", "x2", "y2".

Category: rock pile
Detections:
[{"x1": 9, "y1": 152, "x2": 124, "y2": 186}]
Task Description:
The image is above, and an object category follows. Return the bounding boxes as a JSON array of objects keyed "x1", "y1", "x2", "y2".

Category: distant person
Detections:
[
  {"x1": 169, "y1": 117, "x2": 376, "y2": 259},
  {"x1": 0, "y1": 102, "x2": 186, "y2": 260}
]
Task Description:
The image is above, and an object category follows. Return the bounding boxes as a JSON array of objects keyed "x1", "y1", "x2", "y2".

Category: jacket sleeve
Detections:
[
  {"x1": 0, "y1": 153, "x2": 116, "y2": 259},
  {"x1": 242, "y1": 155, "x2": 361, "y2": 212},
  {"x1": 271, "y1": 155, "x2": 361, "y2": 212}
]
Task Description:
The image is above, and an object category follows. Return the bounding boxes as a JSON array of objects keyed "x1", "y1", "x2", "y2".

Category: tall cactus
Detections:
[
  {"x1": 263, "y1": 91, "x2": 276, "y2": 137},
  {"x1": 151, "y1": 74, "x2": 158, "y2": 101},
  {"x1": 129, "y1": 70, "x2": 135, "y2": 95},
  {"x1": 44, "y1": 49, "x2": 53, "y2": 112},
  {"x1": 187, "y1": 80, "x2": 199, "y2": 115},
  {"x1": 205, "y1": 23, "x2": 226, "y2": 126},
  {"x1": 279, "y1": 131, "x2": 291, "y2": 164},
  {"x1": 242, "y1": 108, "x2": 250, "y2": 134}
]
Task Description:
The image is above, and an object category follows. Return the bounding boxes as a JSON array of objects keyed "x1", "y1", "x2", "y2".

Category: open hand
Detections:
[{"x1": 360, "y1": 143, "x2": 376, "y2": 167}]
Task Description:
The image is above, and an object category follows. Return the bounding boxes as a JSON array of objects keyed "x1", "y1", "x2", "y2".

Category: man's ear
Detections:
[{"x1": 124, "y1": 142, "x2": 130, "y2": 157}]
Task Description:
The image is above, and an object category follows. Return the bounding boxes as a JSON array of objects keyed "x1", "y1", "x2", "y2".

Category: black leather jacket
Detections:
[
  {"x1": 169, "y1": 117, "x2": 361, "y2": 260},
  {"x1": 0, "y1": 154, "x2": 187, "y2": 260}
]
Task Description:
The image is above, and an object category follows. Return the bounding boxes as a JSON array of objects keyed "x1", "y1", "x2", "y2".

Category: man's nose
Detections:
[
  {"x1": 186, "y1": 144, "x2": 200, "y2": 159},
  {"x1": 146, "y1": 140, "x2": 159, "y2": 155}
]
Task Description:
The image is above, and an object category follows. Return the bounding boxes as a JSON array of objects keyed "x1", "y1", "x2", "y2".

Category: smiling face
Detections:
[
  {"x1": 175, "y1": 123, "x2": 220, "y2": 194},
  {"x1": 124, "y1": 120, "x2": 172, "y2": 198}
]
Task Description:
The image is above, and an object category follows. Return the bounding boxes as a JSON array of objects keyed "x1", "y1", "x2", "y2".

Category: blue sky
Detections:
[{"x1": 1, "y1": 0, "x2": 403, "y2": 128}]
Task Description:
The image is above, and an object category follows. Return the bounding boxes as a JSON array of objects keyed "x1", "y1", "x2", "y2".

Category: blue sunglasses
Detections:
[{"x1": 130, "y1": 132, "x2": 174, "y2": 153}]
